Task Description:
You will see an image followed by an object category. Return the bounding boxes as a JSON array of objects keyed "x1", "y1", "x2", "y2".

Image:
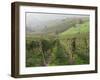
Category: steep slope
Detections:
[{"x1": 59, "y1": 21, "x2": 89, "y2": 38}]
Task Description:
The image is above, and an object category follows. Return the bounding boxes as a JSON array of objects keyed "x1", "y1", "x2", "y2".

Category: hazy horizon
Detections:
[{"x1": 26, "y1": 12, "x2": 89, "y2": 34}]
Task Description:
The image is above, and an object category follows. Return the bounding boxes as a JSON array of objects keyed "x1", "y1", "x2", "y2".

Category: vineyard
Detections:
[{"x1": 26, "y1": 20, "x2": 89, "y2": 67}]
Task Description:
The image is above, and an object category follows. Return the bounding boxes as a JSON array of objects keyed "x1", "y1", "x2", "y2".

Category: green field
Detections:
[{"x1": 26, "y1": 18, "x2": 89, "y2": 67}]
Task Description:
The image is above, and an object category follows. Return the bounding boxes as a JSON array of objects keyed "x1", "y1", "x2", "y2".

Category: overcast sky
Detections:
[{"x1": 26, "y1": 12, "x2": 89, "y2": 30}]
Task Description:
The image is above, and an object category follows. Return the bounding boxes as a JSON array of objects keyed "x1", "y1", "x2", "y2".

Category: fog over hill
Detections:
[{"x1": 26, "y1": 13, "x2": 89, "y2": 35}]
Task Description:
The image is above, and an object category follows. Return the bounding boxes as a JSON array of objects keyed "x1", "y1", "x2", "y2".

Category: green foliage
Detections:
[{"x1": 26, "y1": 20, "x2": 89, "y2": 67}]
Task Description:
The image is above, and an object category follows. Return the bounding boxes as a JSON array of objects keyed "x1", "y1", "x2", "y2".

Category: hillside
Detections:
[
  {"x1": 26, "y1": 15, "x2": 90, "y2": 67},
  {"x1": 26, "y1": 17, "x2": 89, "y2": 35},
  {"x1": 59, "y1": 21, "x2": 89, "y2": 38}
]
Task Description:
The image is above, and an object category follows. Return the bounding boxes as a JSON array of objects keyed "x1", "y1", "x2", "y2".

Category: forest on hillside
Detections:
[{"x1": 26, "y1": 13, "x2": 89, "y2": 67}]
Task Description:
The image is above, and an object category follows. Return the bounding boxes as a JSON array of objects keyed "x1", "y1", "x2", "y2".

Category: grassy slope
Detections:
[{"x1": 59, "y1": 21, "x2": 89, "y2": 38}]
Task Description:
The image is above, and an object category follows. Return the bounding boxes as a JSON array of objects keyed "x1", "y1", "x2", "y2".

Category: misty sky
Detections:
[{"x1": 26, "y1": 12, "x2": 89, "y2": 32}]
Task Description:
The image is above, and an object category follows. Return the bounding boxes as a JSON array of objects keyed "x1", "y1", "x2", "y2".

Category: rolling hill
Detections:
[{"x1": 59, "y1": 21, "x2": 89, "y2": 38}]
